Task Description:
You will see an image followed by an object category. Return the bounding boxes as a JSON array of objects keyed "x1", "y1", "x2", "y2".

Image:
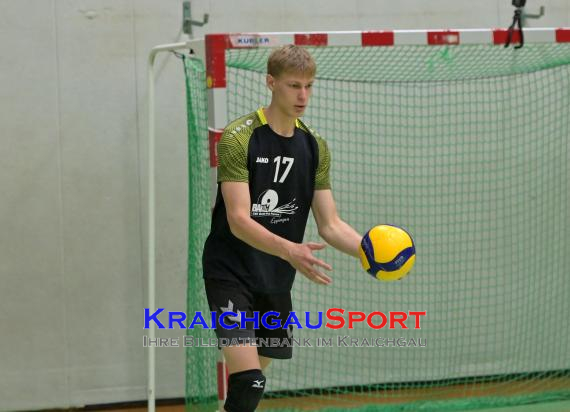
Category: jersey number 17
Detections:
[{"x1": 273, "y1": 156, "x2": 294, "y2": 183}]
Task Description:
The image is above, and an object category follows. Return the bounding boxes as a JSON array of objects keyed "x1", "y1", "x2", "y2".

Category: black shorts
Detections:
[{"x1": 204, "y1": 277, "x2": 294, "y2": 359}]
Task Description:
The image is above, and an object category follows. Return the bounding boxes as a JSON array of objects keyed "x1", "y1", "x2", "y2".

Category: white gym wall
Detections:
[{"x1": 0, "y1": 0, "x2": 568, "y2": 410}]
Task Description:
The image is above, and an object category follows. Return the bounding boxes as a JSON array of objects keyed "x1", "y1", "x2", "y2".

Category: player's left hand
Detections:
[{"x1": 284, "y1": 242, "x2": 333, "y2": 285}]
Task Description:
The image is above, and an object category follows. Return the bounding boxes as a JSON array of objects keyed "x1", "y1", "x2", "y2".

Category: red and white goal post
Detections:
[{"x1": 147, "y1": 27, "x2": 570, "y2": 412}]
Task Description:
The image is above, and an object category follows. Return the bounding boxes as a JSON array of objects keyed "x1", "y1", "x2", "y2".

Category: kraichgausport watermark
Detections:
[{"x1": 144, "y1": 308, "x2": 427, "y2": 331}]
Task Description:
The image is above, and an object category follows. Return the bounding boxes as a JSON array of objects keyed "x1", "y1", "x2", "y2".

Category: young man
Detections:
[{"x1": 202, "y1": 45, "x2": 362, "y2": 412}]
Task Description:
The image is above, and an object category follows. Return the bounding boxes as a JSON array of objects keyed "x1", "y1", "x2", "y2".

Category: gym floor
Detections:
[
  {"x1": 43, "y1": 400, "x2": 570, "y2": 412},
  {"x1": 42, "y1": 376, "x2": 570, "y2": 412}
]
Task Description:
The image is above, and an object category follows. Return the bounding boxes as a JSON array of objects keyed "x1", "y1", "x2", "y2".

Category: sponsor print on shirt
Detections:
[{"x1": 251, "y1": 189, "x2": 298, "y2": 224}]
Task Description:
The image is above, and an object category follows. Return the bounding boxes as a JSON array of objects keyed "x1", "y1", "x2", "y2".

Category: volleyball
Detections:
[{"x1": 359, "y1": 224, "x2": 416, "y2": 281}]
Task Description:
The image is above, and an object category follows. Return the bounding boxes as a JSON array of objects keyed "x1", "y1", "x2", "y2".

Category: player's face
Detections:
[{"x1": 268, "y1": 72, "x2": 314, "y2": 118}]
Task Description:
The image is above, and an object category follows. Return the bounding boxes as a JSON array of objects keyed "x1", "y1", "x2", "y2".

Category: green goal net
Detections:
[{"x1": 185, "y1": 40, "x2": 570, "y2": 411}]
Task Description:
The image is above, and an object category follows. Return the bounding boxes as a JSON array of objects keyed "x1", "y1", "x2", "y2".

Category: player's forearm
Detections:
[
  {"x1": 228, "y1": 214, "x2": 292, "y2": 260},
  {"x1": 318, "y1": 219, "x2": 361, "y2": 258}
]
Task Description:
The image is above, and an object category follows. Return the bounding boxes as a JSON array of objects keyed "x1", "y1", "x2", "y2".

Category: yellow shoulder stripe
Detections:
[{"x1": 257, "y1": 107, "x2": 301, "y2": 128}]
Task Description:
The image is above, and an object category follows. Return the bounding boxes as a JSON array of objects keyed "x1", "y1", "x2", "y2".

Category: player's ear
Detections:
[{"x1": 266, "y1": 74, "x2": 275, "y2": 91}]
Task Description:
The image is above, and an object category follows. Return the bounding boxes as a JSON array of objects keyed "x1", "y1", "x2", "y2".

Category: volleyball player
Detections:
[{"x1": 202, "y1": 45, "x2": 362, "y2": 412}]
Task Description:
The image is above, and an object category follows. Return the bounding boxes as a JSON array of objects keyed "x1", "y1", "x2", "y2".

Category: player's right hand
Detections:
[{"x1": 284, "y1": 242, "x2": 333, "y2": 285}]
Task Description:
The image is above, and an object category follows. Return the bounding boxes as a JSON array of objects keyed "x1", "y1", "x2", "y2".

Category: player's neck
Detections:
[{"x1": 263, "y1": 106, "x2": 296, "y2": 138}]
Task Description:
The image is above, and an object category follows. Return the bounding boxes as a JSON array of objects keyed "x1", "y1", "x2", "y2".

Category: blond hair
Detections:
[{"x1": 267, "y1": 45, "x2": 316, "y2": 78}]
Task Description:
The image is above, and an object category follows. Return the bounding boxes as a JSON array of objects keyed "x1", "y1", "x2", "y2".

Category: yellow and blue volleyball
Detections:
[{"x1": 359, "y1": 224, "x2": 416, "y2": 281}]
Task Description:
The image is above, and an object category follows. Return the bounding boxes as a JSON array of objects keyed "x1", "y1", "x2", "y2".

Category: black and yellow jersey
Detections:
[{"x1": 202, "y1": 108, "x2": 331, "y2": 293}]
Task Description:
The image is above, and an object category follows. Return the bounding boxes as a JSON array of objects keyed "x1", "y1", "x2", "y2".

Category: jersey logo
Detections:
[
  {"x1": 252, "y1": 379, "x2": 265, "y2": 389},
  {"x1": 220, "y1": 299, "x2": 242, "y2": 324},
  {"x1": 251, "y1": 189, "x2": 298, "y2": 222},
  {"x1": 256, "y1": 157, "x2": 269, "y2": 163}
]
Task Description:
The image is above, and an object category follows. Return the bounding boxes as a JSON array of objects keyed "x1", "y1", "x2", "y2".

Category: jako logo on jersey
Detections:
[
  {"x1": 251, "y1": 189, "x2": 298, "y2": 217},
  {"x1": 256, "y1": 157, "x2": 269, "y2": 163}
]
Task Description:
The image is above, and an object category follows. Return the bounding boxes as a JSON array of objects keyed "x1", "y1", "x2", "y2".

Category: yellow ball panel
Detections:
[
  {"x1": 375, "y1": 255, "x2": 416, "y2": 282},
  {"x1": 358, "y1": 244, "x2": 371, "y2": 271},
  {"x1": 369, "y1": 225, "x2": 414, "y2": 263}
]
